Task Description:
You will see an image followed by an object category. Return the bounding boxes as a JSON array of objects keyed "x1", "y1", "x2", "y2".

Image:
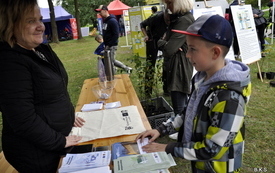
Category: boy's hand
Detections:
[
  {"x1": 142, "y1": 142, "x2": 167, "y2": 153},
  {"x1": 136, "y1": 129, "x2": 160, "y2": 143}
]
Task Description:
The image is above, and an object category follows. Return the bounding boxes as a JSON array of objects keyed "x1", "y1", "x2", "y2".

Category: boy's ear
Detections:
[{"x1": 212, "y1": 46, "x2": 222, "y2": 60}]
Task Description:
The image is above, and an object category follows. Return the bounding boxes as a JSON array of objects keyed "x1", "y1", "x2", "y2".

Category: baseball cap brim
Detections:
[
  {"x1": 94, "y1": 9, "x2": 101, "y2": 12},
  {"x1": 172, "y1": 29, "x2": 201, "y2": 37},
  {"x1": 94, "y1": 5, "x2": 108, "y2": 12}
]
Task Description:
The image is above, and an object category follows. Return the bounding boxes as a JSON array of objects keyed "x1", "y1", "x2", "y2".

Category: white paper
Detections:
[
  {"x1": 104, "y1": 101, "x2": 121, "y2": 109},
  {"x1": 81, "y1": 103, "x2": 103, "y2": 112},
  {"x1": 137, "y1": 138, "x2": 149, "y2": 154},
  {"x1": 71, "y1": 106, "x2": 146, "y2": 142}
]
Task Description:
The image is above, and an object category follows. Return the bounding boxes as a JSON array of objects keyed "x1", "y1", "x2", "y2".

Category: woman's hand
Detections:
[
  {"x1": 74, "y1": 117, "x2": 85, "y2": 127},
  {"x1": 142, "y1": 142, "x2": 167, "y2": 153},
  {"x1": 65, "y1": 135, "x2": 82, "y2": 148},
  {"x1": 136, "y1": 129, "x2": 160, "y2": 143}
]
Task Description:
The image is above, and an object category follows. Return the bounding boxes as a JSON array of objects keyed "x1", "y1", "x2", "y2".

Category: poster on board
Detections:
[
  {"x1": 128, "y1": 5, "x2": 162, "y2": 58},
  {"x1": 121, "y1": 10, "x2": 132, "y2": 47},
  {"x1": 192, "y1": 6, "x2": 235, "y2": 60},
  {"x1": 193, "y1": 0, "x2": 229, "y2": 15},
  {"x1": 230, "y1": 4, "x2": 261, "y2": 64},
  {"x1": 128, "y1": 7, "x2": 145, "y2": 57}
]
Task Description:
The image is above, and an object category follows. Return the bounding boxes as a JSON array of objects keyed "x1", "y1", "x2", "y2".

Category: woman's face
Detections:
[
  {"x1": 15, "y1": 5, "x2": 45, "y2": 49},
  {"x1": 164, "y1": 0, "x2": 174, "y2": 13}
]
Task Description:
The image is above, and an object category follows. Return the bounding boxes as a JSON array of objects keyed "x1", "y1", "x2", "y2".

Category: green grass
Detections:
[{"x1": 0, "y1": 36, "x2": 274, "y2": 172}]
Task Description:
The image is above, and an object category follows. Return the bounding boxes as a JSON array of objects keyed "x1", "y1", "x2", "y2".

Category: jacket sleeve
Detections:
[
  {"x1": 162, "y1": 14, "x2": 194, "y2": 58},
  {"x1": 0, "y1": 52, "x2": 66, "y2": 152},
  {"x1": 156, "y1": 114, "x2": 184, "y2": 136},
  {"x1": 140, "y1": 18, "x2": 149, "y2": 29},
  {"x1": 166, "y1": 91, "x2": 246, "y2": 161},
  {"x1": 257, "y1": 9, "x2": 264, "y2": 17}
]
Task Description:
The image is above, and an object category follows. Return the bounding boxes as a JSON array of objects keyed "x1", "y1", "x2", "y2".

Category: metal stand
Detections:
[{"x1": 103, "y1": 50, "x2": 115, "y2": 81}]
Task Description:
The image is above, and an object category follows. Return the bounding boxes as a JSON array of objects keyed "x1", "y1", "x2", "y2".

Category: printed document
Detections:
[{"x1": 71, "y1": 105, "x2": 146, "y2": 142}]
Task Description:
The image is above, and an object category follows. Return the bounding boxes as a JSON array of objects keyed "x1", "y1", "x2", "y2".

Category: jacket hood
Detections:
[
  {"x1": 183, "y1": 59, "x2": 251, "y2": 143},
  {"x1": 105, "y1": 14, "x2": 116, "y2": 21},
  {"x1": 195, "y1": 59, "x2": 251, "y2": 96}
]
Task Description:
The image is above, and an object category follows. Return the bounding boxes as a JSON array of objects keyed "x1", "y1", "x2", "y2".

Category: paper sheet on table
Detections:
[{"x1": 71, "y1": 105, "x2": 146, "y2": 142}]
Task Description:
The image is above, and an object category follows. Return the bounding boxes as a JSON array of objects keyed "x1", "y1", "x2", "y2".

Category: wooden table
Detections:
[{"x1": 75, "y1": 74, "x2": 151, "y2": 147}]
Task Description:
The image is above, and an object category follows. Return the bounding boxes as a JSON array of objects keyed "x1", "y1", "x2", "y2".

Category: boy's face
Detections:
[{"x1": 186, "y1": 35, "x2": 215, "y2": 72}]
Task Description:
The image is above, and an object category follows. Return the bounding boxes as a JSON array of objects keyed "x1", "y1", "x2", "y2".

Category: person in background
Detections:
[
  {"x1": 136, "y1": 14, "x2": 251, "y2": 173},
  {"x1": 252, "y1": 7, "x2": 267, "y2": 57},
  {"x1": 94, "y1": 34, "x2": 132, "y2": 73},
  {"x1": 267, "y1": 2, "x2": 275, "y2": 25},
  {"x1": 229, "y1": 0, "x2": 240, "y2": 58},
  {"x1": 0, "y1": 0, "x2": 84, "y2": 172},
  {"x1": 140, "y1": 6, "x2": 167, "y2": 96},
  {"x1": 94, "y1": 5, "x2": 132, "y2": 74},
  {"x1": 157, "y1": 0, "x2": 194, "y2": 116},
  {"x1": 119, "y1": 16, "x2": 125, "y2": 37}
]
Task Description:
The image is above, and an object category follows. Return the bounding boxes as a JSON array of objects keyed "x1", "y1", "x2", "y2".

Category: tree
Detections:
[
  {"x1": 62, "y1": 0, "x2": 145, "y2": 27},
  {"x1": 74, "y1": 0, "x2": 82, "y2": 39},
  {"x1": 48, "y1": 0, "x2": 59, "y2": 43}
]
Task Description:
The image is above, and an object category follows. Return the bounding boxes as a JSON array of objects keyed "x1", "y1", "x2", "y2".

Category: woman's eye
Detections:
[
  {"x1": 28, "y1": 20, "x2": 35, "y2": 23},
  {"x1": 188, "y1": 47, "x2": 195, "y2": 51}
]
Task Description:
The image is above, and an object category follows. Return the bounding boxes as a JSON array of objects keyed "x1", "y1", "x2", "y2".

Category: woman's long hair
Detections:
[
  {"x1": 0, "y1": 0, "x2": 38, "y2": 47},
  {"x1": 162, "y1": 0, "x2": 193, "y2": 14}
]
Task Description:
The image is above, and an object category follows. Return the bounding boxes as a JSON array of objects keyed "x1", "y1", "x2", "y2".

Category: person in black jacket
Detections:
[
  {"x1": 95, "y1": 5, "x2": 132, "y2": 74},
  {"x1": 252, "y1": 7, "x2": 267, "y2": 56},
  {"x1": 229, "y1": 0, "x2": 240, "y2": 58},
  {"x1": 0, "y1": 0, "x2": 84, "y2": 172},
  {"x1": 140, "y1": 6, "x2": 167, "y2": 96}
]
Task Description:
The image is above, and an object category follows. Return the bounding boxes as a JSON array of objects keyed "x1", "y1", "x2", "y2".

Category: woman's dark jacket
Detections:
[
  {"x1": 158, "y1": 12, "x2": 194, "y2": 93},
  {"x1": 0, "y1": 42, "x2": 75, "y2": 172}
]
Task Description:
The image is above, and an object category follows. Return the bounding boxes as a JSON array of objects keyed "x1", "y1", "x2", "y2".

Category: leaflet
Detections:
[
  {"x1": 113, "y1": 152, "x2": 176, "y2": 173},
  {"x1": 59, "y1": 150, "x2": 111, "y2": 173},
  {"x1": 111, "y1": 138, "x2": 149, "y2": 160}
]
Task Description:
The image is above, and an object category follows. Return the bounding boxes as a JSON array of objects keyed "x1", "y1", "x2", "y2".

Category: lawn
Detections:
[{"x1": 0, "y1": 35, "x2": 274, "y2": 173}]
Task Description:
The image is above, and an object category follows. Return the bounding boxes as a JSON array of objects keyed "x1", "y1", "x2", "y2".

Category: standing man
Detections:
[
  {"x1": 94, "y1": 5, "x2": 132, "y2": 74},
  {"x1": 140, "y1": 6, "x2": 167, "y2": 96}
]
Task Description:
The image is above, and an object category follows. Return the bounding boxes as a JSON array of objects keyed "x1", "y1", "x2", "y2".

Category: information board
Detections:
[{"x1": 231, "y1": 4, "x2": 261, "y2": 64}]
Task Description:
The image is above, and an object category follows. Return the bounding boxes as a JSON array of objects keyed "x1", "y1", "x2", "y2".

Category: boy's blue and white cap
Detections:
[{"x1": 172, "y1": 14, "x2": 233, "y2": 48}]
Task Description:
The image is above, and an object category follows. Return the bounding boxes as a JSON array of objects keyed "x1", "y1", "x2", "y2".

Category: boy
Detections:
[
  {"x1": 94, "y1": 34, "x2": 132, "y2": 73},
  {"x1": 136, "y1": 14, "x2": 251, "y2": 173}
]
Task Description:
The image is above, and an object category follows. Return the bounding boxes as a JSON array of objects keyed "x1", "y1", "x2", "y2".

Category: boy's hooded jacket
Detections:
[
  {"x1": 0, "y1": 42, "x2": 75, "y2": 172},
  {"x1": 157, "y1": 59, "x2": 251, "y2": 173}
]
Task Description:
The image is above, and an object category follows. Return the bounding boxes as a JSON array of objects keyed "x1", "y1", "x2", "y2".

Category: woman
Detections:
[
  {"x1": 0, "y1": 0, "x2": 83, "y2": 172},
  {"x1": 158, "y1": 0, "x2": 194, "y2": 115}
]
